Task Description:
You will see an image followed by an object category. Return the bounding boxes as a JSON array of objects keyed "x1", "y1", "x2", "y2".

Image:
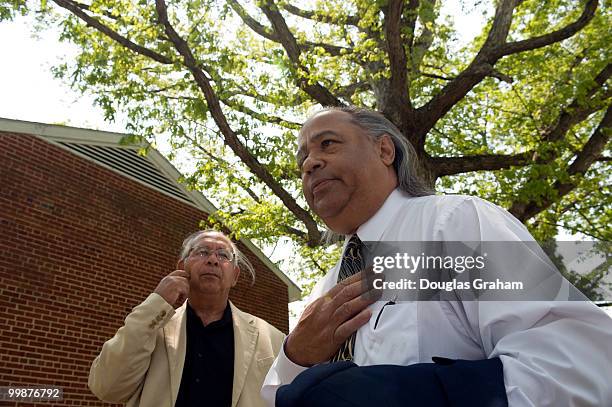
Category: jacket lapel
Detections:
[
  {"x1": 164, "y1": 303, "x2": 188, "y2": 406},
  {"x1": 230, "y1": 301, "x2": 259, "y2": 407}
]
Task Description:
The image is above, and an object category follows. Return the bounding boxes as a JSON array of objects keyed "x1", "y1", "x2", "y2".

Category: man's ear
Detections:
[
  {"x1": 231, "y1": 266, "x2": 241, "y2": 287},
  {"x1": 379, "y1": 134, "x2": 395, "y2": 166},
  {"x1": 176, "y1": 259, "x2": 185, "y2": 270}
]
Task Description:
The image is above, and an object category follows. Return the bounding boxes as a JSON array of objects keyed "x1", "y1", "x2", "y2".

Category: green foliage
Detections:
[
  {"x1": 0, "y1": 0, "x2": 26, "y2": 21},
  {"x1": 8, "y1": 0, "x2": 610, "y2": 296},
  {"x1": 541, "y1": 240, "x2": 611, "y2": 301}
]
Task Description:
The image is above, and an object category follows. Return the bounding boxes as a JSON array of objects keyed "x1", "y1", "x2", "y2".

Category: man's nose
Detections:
[
  {"x1": 206, "y1": 254, "x2": 220, "y2": 265},
  {"x1": 302, "y1": 154, "x2": 324, "y2": 175}
]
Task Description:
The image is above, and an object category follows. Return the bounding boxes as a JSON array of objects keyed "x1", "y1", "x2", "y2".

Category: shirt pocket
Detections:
[{"x1": 358, "y1": 301, "x2": 419, "y2": 366}]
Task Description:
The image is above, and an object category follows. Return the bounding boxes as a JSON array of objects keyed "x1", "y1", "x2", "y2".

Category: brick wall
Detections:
[{"x1": 0, "y1": 132, "x2": 289, "y2": 406}]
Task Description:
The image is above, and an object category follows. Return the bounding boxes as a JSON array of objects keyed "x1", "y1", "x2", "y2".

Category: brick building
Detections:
[{"x1": 0, "y1": 118, "x2": 300, "y2": 406}]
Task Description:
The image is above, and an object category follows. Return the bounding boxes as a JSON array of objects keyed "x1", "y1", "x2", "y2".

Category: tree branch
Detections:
[
  {"x1": 52, "y1": 0, "x2": 173, "y2": 64},
  {"x1": 219, "y1": 98, "x2": 302, "y2": 130},
  {"x1": 336, "y1": 81, "x2": 371, "y2": 99},
  {"x1": 226, "y1": 0, "x2": 349, "y2": 56},
  {"x1": 420, "y1": 68, "x2": 512, "y2": 83},
  {"x1": 565, "y1": 107, "x2": 611, "y2": 175},
  {"x1": 184, "y1": 133, "x2": 262, "y2": 204},
  {"x1": 510, "y1": 105, "x2": 611, "y2": 221},
  {"x1": 281, "y1": 3, "x2": 360, "y2": 26},
  {"x1": 420, "y1": 72, "x2": 454, "y2": 81},
  {"x1": 416, "y1": 0, "x2": 598, "y2": 148},
  {"x1": 230, "y1": 85, "x2": 278, "y2": 105},
  {"x1": 415, "y1": 0, "x2": 519, "y2": 147},
  {"x1": 154, "y1": 0, "x2": 322, "y2": 245},
  {"x1": 383, "y1": 0, "x2": 413, "y2": 127},
  {"x1": 541, "y1": 63, "x2": 611, "y2": 144},
  {"x1": 309, "y1": 256, "x2": 329, "y2": 274},
  {"x1": 284, "y1": 225, "x2": 308, "y2": 239},
  {"x1": 226, "y1": 0, "x2": 276, "y2": 39},
  {"x1": 403, "y1": 0, "x2": 420, "y2": 51},
  {"x1": 495, "y1": 0, "x2": 598, "y2": 58},
  {"x1": 281, "y1": 2, "x2": 382, "y2": 45},
  {"x1": 489, "y1": 69, "x2": 514, "y2": 83},
  {"x1": 537, "y1": 220, "x2": 605, "y2": 240},
  {"x1": 256, "y1": 0, "x2": 343, "y2": 106},
  {"x1": 72, "y1": 0, "x2": 121, "y2": 21},
  {"x1": 410, "y1": 0, "x2": 436, "y2": 71},
  {"x1": 431, "y1": 151, "x2": 532, "y2": 176},
  {"x1": 506, "y1": 63, "x2": 610, "y2": 220},
  {"x1": 185, "y1": 127, "x2": 323, "y2": 241},
  {"x1": 572, "y1": 202, "x2": 599, "y2": 232},
  {"x1": 303, "y1": 41, "x2": 350, "y2": 57}
]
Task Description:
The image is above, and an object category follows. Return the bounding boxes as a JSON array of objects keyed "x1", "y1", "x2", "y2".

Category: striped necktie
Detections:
[{"x1": 330, "y1": 234, "x2": 364, "y2": 362}]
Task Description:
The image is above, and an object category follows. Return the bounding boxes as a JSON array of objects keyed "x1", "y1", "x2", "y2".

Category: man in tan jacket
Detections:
[{"x1": 89, "y1": 230, "x2": 285, "y2": 407}]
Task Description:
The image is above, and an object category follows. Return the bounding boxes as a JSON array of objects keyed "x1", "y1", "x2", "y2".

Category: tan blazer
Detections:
[{"x1": 89, "y1": 293, "x2": 285, "y2": 407}]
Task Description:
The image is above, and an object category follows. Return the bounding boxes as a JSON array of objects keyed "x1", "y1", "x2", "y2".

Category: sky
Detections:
[
  {"x1": 1, "y1": 4, "x2": 609, "y2": 322},
  {"x1": 0, "y1": 18, "x2": 119, "y2": 130}
]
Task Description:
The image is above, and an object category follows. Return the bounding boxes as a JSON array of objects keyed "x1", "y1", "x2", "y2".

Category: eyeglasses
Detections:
[{"x1": 189, "y1": 246, "x2": 235, "y2": 264}]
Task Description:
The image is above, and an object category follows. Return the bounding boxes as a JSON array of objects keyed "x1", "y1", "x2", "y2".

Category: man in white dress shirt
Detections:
[{"x1": 261, "y1": 106, "x2": 612, "y2": 406}]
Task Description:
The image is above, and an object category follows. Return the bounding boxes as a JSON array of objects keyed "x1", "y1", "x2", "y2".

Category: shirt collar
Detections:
[
  {"x1": 351, "y1": 188, "x2": 407, "y2": 243},
  {"x1": 186, "y1": 301, "x2": 233, "y2": 329}
]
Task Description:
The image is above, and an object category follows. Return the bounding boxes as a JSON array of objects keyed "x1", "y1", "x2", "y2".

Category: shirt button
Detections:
[
  {"x1": 195, "y1": 378, "x2": 200, "y2": 383},
  {"x1": 198, "y1": 353, "x2": 202, "y2": 358}
]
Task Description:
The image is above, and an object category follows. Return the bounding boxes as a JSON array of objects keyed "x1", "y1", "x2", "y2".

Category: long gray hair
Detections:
[
  {"x1": 307, "y1": 106, "x2": 434, "y2": 244},
  {"x1": 179, "y1": 229, "x2": 255, "y2": 284}
]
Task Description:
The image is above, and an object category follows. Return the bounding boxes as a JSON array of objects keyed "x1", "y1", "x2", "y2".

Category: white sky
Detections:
[{"x1": 0, "y1": 17, "x2": 123, "y2": 131}]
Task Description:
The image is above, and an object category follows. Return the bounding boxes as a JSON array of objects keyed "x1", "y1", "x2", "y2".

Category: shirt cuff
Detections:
[
  {"x1": 276, "y1": 338, "x2": 309, "y2": 383},
  {"x1": 261, "y1": 338, "x2": 309, "y2": 406}
]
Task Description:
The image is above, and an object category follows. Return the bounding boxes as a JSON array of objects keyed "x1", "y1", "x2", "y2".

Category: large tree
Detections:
[{"x1": 3, "y1": 0, "x2": 610, "y2": 289}]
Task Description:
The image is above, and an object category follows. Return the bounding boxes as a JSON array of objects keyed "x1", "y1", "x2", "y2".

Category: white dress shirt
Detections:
[{"x1": 262, "y1": 189, "x2": 612, "y2": 406}]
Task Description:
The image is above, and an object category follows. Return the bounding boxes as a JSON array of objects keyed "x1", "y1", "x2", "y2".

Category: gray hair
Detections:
[
  {"x1": 305, "y1": 106, "x2": 434, "y2": 244},
  {"x1": 179, "y1": 229, "x2": 255, "y2": 284}
]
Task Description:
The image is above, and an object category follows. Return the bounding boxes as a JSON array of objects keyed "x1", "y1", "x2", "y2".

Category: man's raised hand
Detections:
[
  {"x1": 154, "y1": 270, "x2": 190, "y2": 309},
  {"x1": 284, "y1": 271, "x2": 377, "y2": 366}
]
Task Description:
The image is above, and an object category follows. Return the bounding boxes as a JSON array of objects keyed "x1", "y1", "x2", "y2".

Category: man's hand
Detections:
[
  {"x1": 154, "y1": 270, "x2": 190, "y2": 309},
  {"x1": 285, "y1": 271, "x2": 377, "y2": 366}
]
